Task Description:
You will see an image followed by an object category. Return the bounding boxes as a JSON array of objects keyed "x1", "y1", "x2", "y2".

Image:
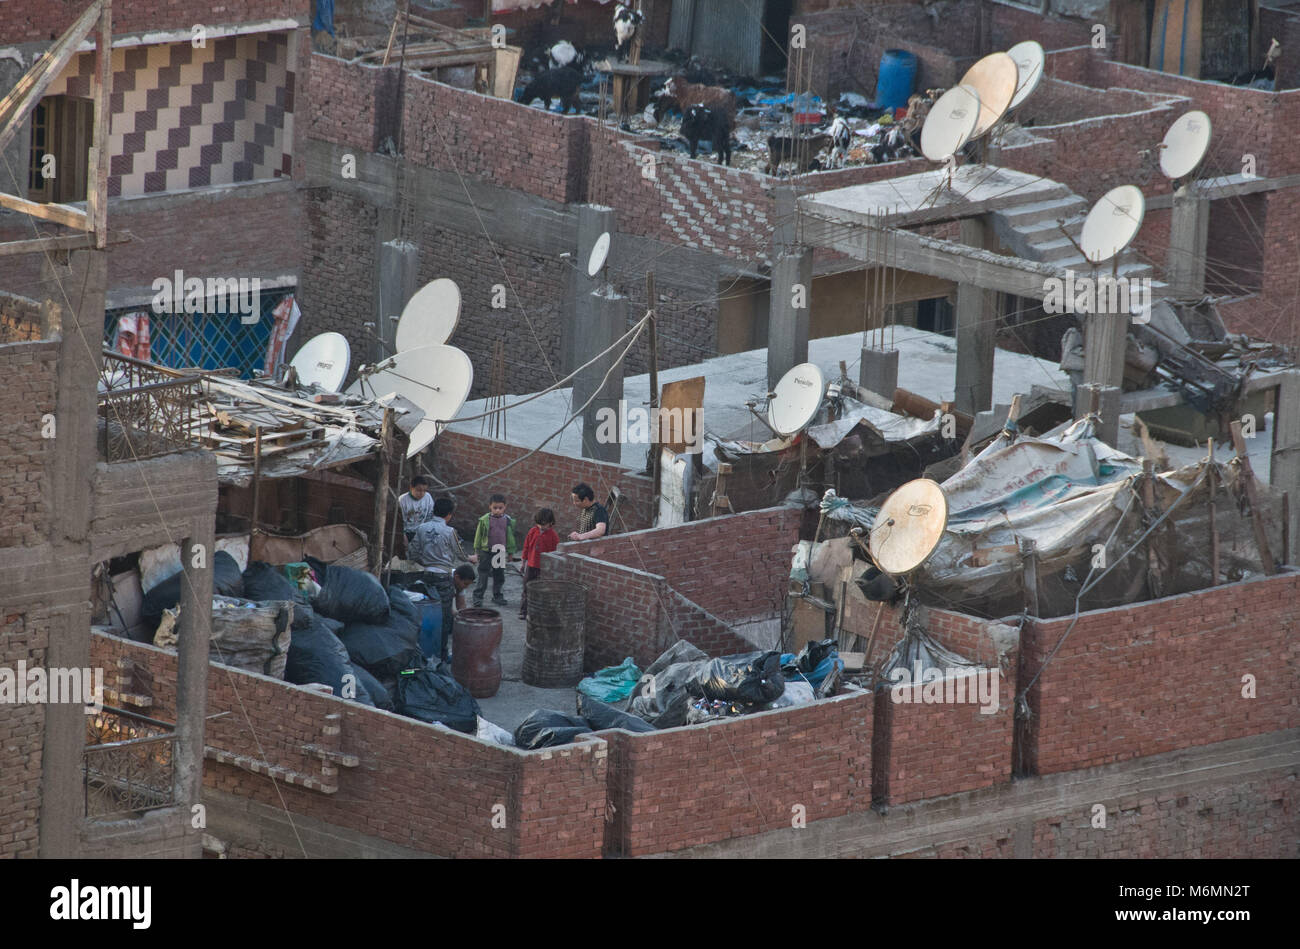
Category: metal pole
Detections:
[{"x1": 647, "y1": 272, "x2": 660, "y2": 518}]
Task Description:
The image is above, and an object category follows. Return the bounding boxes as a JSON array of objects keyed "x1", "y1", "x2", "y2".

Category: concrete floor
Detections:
[{"x1": 466, "y1": 566, "x2": 583, "y2": 735}]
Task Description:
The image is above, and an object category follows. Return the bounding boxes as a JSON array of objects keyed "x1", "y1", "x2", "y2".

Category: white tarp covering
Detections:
[{"x1": 806, "y1": 398, "x2": 942, "y2": 450}]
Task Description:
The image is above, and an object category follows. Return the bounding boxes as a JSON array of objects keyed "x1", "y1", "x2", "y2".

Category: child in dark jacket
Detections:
[{"x1": 518, "y1": 508, "x2": 560, "y2": 619}]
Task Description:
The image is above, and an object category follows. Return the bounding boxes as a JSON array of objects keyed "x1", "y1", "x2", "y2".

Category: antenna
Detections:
[
  {"x1": 345, "y1": 343, "x2": 474, "y2": 458},
  {"x1": 587, "y1": 230, "x2": 611, "y2": 280},
  {"x1": 869, "y1": 478, "x2": 948, "y2": 575},
  {"x1": 1006, "y1": 41, "x2": 1045, "y2": 110},
  {"x1": 289, "y1": 332, "x2": 351, "y2": 392},
  {"x1": 768, "y1": 363, "x2": 825, "y2": 436},
  {"x1": 1159, "y1": 110, "x2": 1212, "y2": 180},
  {"x1": 958, "y1": 52, "x2": 1019, "y2": 139},
  {"x1": 1079, "y1": 184, "x2": 1146, "y2": 263},
  {"x1": 395, "y1": 278, "x2": 461, "y2": 351},
  {"x1": 920, "y1": 85, "x2": 981, "y2": 163}
]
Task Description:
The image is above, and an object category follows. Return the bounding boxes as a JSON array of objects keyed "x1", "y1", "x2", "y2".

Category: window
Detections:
[{"x1": 27, "y1": 95, "x2": 93, "y2": 204}]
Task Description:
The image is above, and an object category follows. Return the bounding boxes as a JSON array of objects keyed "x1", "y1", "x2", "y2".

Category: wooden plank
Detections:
[
  {"x1": 0, "y1": 193, "x2": 90, "y2": 230},
  {"x1": 1207, "y1": 440, "x2": 1220, "y2": 585},
  {"x1": 89, "y1": 0, "x2": 112, "y2": 247},
  {"x1": 0, "y1": 233, "x2": 97, "y2": 257},
  {"x1": 1229, "y1": 419, "x2": 1276, "y2": 575},
  {"x1": 659, "y1": 374, "x2": 705, "y2": 455}
]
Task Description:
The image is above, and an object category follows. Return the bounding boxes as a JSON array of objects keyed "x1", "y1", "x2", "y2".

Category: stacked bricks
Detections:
[
  {"x1": 0, "y1": 341, "x2": 57, "y2": 548},
  {"x1": 91, "y1": 632, "x2": 607, "y2": 858},
  {"x1": 0, "y1": 608, "x2": 50, "y2": 857},
  {"x1": 1019, "y1": 571, "x2": 1300, "y2": 775}
]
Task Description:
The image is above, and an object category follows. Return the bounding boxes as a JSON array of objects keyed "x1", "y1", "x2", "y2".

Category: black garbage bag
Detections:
[
  {"x1": 284, "y1": 618, "x2": 358, "y2": 701},
  {"x1": 513, "y1": 709, "x2": 592, "y2": 749},
  {"x1": 577, "y1": 693, "x2": 655, "y2": 733},
  {"x1": 348, "y1": 662, "x2": 390, "y2": 710},
  {"x1": 385, "y1": 585, "x2": 421, "y2": 634},
  {"x1": 688, "y1": 650, "x2": 785, "y2": 705},
  {"x1": 338, "y1": 615, "x2": 423, "y2": 679},
  {"x1": 629, "y1": 659, "x2": 707, "y2": 728},
  {"x1": 311, "y1": 564, "x2": 390, "y2": 625},
  {"x1": 141, "y1": 550, "x2": 244, "y2": 629},
  {"x1": 393, "y1": 666, "x2": 480, "y2": 733},
  {"x1": 242, "y1": 561, "x2": 316, "y2": 629}
]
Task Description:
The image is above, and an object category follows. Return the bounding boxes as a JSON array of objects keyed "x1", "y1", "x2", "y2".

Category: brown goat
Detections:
[{"x1": 661, "y1": 75, "x2": 737, "y2": 119}]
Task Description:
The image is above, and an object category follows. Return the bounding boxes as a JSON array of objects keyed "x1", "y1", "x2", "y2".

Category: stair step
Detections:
[{"x1": 999, "y1": 195, "x2": 1088, "y2": 226}]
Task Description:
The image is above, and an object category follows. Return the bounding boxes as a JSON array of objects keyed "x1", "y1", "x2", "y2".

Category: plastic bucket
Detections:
[{"x1": 875, "y1": 49, "x2": 918, "y2": 112}]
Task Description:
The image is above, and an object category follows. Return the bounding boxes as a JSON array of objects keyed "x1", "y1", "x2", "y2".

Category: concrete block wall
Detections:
[
  {"x1": 1019, "y1": 571, "x2": 1300, "y2": 775},
  {"x1": 0, "y1": 341, "x2": 58, "y2": 549},
  {"x1": 597, "y1": 687, "x2": 874, "y2": 856},
  {"x1": 427, "y1": 429, "x2": 655, "y2": 539},
  {"x1": 90, "y1": 631, "x2": 608, "y2": 858}
]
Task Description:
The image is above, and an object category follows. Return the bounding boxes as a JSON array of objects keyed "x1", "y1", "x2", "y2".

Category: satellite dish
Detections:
[
  {"x1": 395, "y1": 278, "x2": 461, "y2": 351},
  {"x1": 587, "y1": 231, "x2": 611, "y2": 278},
  {"x1": 920, "y1": 85, "x2": 981, "y2": 162},
  {"x1": 1079, "y1": 184, "x2": 1145, "y2": 263},
  {"x1": 768, "y1": 363, "x2": 825, "y2": 436},
  {"x1": 869, "y1": 478, "x2": 948, "y2": 575},
  {"x1": 345, "y1": 344, "x2": 474, "y2": 458},
  {"x1": 958, "y1": 52, "x2": 1019, "y2": 138},
  {"x1": 289, "y1": 332, "x2": 351, "y2": 392},
  {"x1": 1006, "y1": 41, "x2": 1044, "y2": 109},
  {"x1": 1159, "y1": 110, "x2": 1212, "y2": 180}
]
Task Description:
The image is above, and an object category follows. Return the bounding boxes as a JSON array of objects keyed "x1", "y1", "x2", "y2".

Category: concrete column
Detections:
[
  {"x1": 1271, "y1": 370, "x2": 1300, "y2": 563},
  {"x1": 567, "y1": 204, "x2": 616, "y2": 376},
  {"x1": 574, "y1": 288, "x2": 627, "y2": 463},
  {"x1": 1075, "y1": 382, "x2": 1122, "y2": 447},
  {"x1": 1166, "y1": 185, "x2": 1210, "y2": 300},
  {"x1": 767, "y1": 250, "x2": 812, "y2": 391},
  {"x1": 174, "y1": 516, "x2": 215, "y2": 809},
  {"x1": 37, "y1": 600, "x2": 92, "y2": 858},
  {"x1": 375, "y1": 238, "x2": 420, "y2": 362},
  {"x1": 773, "y1": 186, "x2": 799, "y2": 257},
  {"x1": 859, "y1": 347, "x2": 900, "y2": 400},
  {"x1": 1082, "y1": 306, "x2": 1127, "y2": 391},
  {"x1": 954, "y1": 217, "x2": 997, "y2": 416}
]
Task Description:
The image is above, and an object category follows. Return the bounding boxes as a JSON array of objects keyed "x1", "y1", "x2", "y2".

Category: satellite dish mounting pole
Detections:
[{"x1": 647, "y1": 271, "x2": 661, "y2": 518}]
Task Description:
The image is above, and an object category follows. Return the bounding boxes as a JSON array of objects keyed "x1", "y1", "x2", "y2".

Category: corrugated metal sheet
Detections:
[{"x1": 670, "y1": 0, "x2": 765, "y2": 76}]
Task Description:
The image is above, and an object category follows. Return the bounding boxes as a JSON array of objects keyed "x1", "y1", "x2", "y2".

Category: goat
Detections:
[
  {"x1": 518, "y1": 66, "x2": 582, "y2": 114},
  {"x1": 546, "y1": 40, "x2": 586, "y2": 71},
  {"x1": 680, "y1": 105, "x2": 732, "y2": 165},
  {"x1": 827, "y1": 116, "x2": 852, "y2": 167},
  {"x1": 766, "y1": 133, "x2": 832, "y2": 175},
  {"x1": 658, "y1": 75, "x2": 737, "y2": 121},
  {"x1": 613, "y1": 3, "x2": 644, "y2": 61}
]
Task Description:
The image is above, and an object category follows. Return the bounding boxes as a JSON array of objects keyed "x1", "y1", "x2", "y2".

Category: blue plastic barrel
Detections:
[
  {"x1": 418, "y1": 598, "x2": 444, "y2": 660},
  {"x1": 875, "y1": 49, "x2": 918, "y2": 111}
]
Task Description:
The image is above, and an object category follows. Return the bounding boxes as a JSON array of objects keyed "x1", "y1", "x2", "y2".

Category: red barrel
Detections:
[{"x1": 452, "y1": 608, "x2": 503, "y2": 698}]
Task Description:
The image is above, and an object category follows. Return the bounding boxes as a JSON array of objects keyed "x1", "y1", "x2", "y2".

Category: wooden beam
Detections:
[
  {"x1": 89, "y1": 0, "x2": 113, "y2": 247},
  {"x1": 369, "y1": 407, "x2": 396, "y2": 574},
  {"x1": 0, "y1": 0, "x2": 103, "y2": 157},
  {"x1": 1229, "y1": 419, "x2": 1277, "y2": 575},
  {"x1": 0, "y1": 193, "x2": 90, "y2": 230}
]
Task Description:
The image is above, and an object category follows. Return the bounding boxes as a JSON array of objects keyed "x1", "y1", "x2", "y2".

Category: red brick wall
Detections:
[
  {"x1": 428, "y1": 428, "x2": 655, "y2": 539},
  {"x1": 579, "y1": 507, "x2": 800, "y2": 623},
  {"x1": 0, "y1": 341, "x2": 57, "y2": 549},
  {"x1": 91, "y1": 631, "x2": 607, "y2": 858},
  {"x1": 297, "y1": 186, "x2": 378, "y2": 370},
  {"x1": 1019, "y1": 571, "x2": 1300, "y2": 775},
  {"x1": 598, "y1": 687, "x2": 874, "y2": 856},
  {"x1": 0, "y1": 608, "x2": 50, "y2": 857},
  {"x1": 307, "y1": 55, "x2": 397, "y2": 153},
  {"x1": 989, "y1": 2, "x2": 1095, "y2": 52},
  {"x1": 0, "y1": 0, "x2": 308, "y2": 41}
]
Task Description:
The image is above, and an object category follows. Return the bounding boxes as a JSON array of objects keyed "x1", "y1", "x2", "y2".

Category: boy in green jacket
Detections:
[{"x1": 472, "y1": 493, "x2": 519, "y2": 607}]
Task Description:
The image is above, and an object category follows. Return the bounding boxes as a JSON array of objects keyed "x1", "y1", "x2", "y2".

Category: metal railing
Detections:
[
  {"x1": 98, "y1": 350, "x2": 204, "y2": 462},
  {"x1": 82, "y1": 705, "x2": 177, "y2": 819}
]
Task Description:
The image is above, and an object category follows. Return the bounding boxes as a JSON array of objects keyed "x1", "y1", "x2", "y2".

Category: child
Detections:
[
  {"x1": 397, "y1": 475, "x2": 436, "y2": 546},
  {"x1": 519, "y1": 508, "x2": 560, "y2": 619},
  {"x1": 472, "y1": 493, "x2": 518, "y2": 607}
]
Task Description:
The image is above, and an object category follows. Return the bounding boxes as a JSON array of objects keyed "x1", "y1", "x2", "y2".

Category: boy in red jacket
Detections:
[{"x1": 518, "y1": 508, "x2": 560, "y2": 619}]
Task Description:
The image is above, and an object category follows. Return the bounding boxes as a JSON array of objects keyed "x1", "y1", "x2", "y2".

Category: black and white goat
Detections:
[
  {"x1": 869, "y1": 125, "x2": 911, "y2": 164},
  {"x1": 546, "y1": 40, "x2": 586, "y2": 72},
  {"x1": 827, "y1": 116, "x2": 852, "y2": 167},
  {"x1": 614, "y1": 3, "x2": 644, "y2": 61}
]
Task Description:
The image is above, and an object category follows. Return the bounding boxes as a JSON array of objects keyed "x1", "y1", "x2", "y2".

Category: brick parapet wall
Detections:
[
  {"x1": 0, "y1": 341, "x2": 58, "y2": 548},
  {"x1": 0, "y1": 0, "x2": 308, "y2": 42},
  {"x1": 596, "y1": 686, "x2": 874, "y2": 856},
  {"x1": 1019, "y1": 570, "x2": 1300, "y2": 775},
  {"x1": 307, "y1": 54, "x2": 396, "y2": 153},
  {"x1": 90, "y1": 632, "x2": 607, "y2": 858},
  {"x1": 0, "y1": 607, "x2": 50, "y2": 857}
]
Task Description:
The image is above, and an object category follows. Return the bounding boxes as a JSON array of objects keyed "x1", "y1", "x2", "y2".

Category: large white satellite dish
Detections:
[
  {"x1": 346, "y1": 344, "x2": 474, "y2": 458},
  {"x1": 768, "y1": 363, "x2": 825, "y2": 436},
  {"x1": 1079, "y1": 184, "x2": 1145, "y2": 263},
  {"x1": 1006, "y1": 41, "x2": 1045, "y2": 109},
  {"x1": 1159, "y1": 110, "x2": 1212, "y2": 180},
  {"x1": 869, "y1": 479, "x2": 948, "y2": 575},
  {"x1": 290, "y1": 332, "x2": 351, "y2": 392},
  {"x1": 959, "y1": 52, "x2": 1019, "y2": 138},
  {"x1": 587, "y1": 231, "x2": 611, "y2": 278},
  {"x1": 395, "y1": 278, "x2": 461, "y2": 351},
  {"x1": 920, "y1": 85, "x2": 981, "y2": 162}
]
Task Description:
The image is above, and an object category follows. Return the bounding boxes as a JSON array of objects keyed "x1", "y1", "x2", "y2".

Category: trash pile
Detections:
[{"x1": 512, "y1": 638, "x2": 845, "y2": 749}]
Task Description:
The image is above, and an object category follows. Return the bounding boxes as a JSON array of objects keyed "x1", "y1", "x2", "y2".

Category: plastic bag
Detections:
[
  {"x1": 765, "y1": 680, "x2": 816, "y2": 709},
  {"x1": 645, "y1": 640, "x2": 707, "y2": 677},
  {"x1": 787, "y1": 639, "x2": 842, "y2": 691},
  {"x1": 338, "y1": 618, "x2": 423, "y2": 679},
  {"x1": 393, "y1": 667, "x2": 480, "y2": 733},
  {"x1": 576, "y1": 657, "x2": 642, "y2": 704},
  {"x1": 142, "y1": 550, "x2": 244, "y2": 627},
  {"x1": 284, "y1": 619, "x2": 366, "y2": 703},
  {"x1": 386, "y1": 586, "x2": 422, "y2": 634},
  {"x1": 688, "y1": 650, "x2": 785, "y2": 705},
  {"x1": 349, "y1": 662, "x2": 390, "y2": 710},
  {"x1": 242, "y1": 562, "x2": 316, "y2": 629},
  {"x1": 577, "y1": 693, "x2": 655, "y2": 733},
  {"x1": 513, "y1": 709, "x2": 591, "y2": 749},
  {"x1": 311, "y1": 564, "x2": 390, "y2": 625},
  {"x1": 475, "y1": 716, "x2": 515, "y2": 746},
  {"x1": 629, "y1": 660, "x2": 707, "y2": 728}
]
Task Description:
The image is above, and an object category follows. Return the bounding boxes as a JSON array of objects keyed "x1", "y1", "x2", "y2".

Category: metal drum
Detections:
[
  {"x1": 521, "y1": 580, "x2": 587, "y2": 688},
  {"x1": 452, "y1": 608, "x2": 502, "y2": 698}
]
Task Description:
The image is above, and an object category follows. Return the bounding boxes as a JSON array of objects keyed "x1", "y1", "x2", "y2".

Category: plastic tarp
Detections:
[
  {"x1": 806, "y1": 398, "x2": 943, "y2": 451},
  {"x1": 577, "y1": 657, "x2": 642, "y2": 704},
  {"x1": 513, "y1": 709, "x2": 591, "y2": 749}
]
